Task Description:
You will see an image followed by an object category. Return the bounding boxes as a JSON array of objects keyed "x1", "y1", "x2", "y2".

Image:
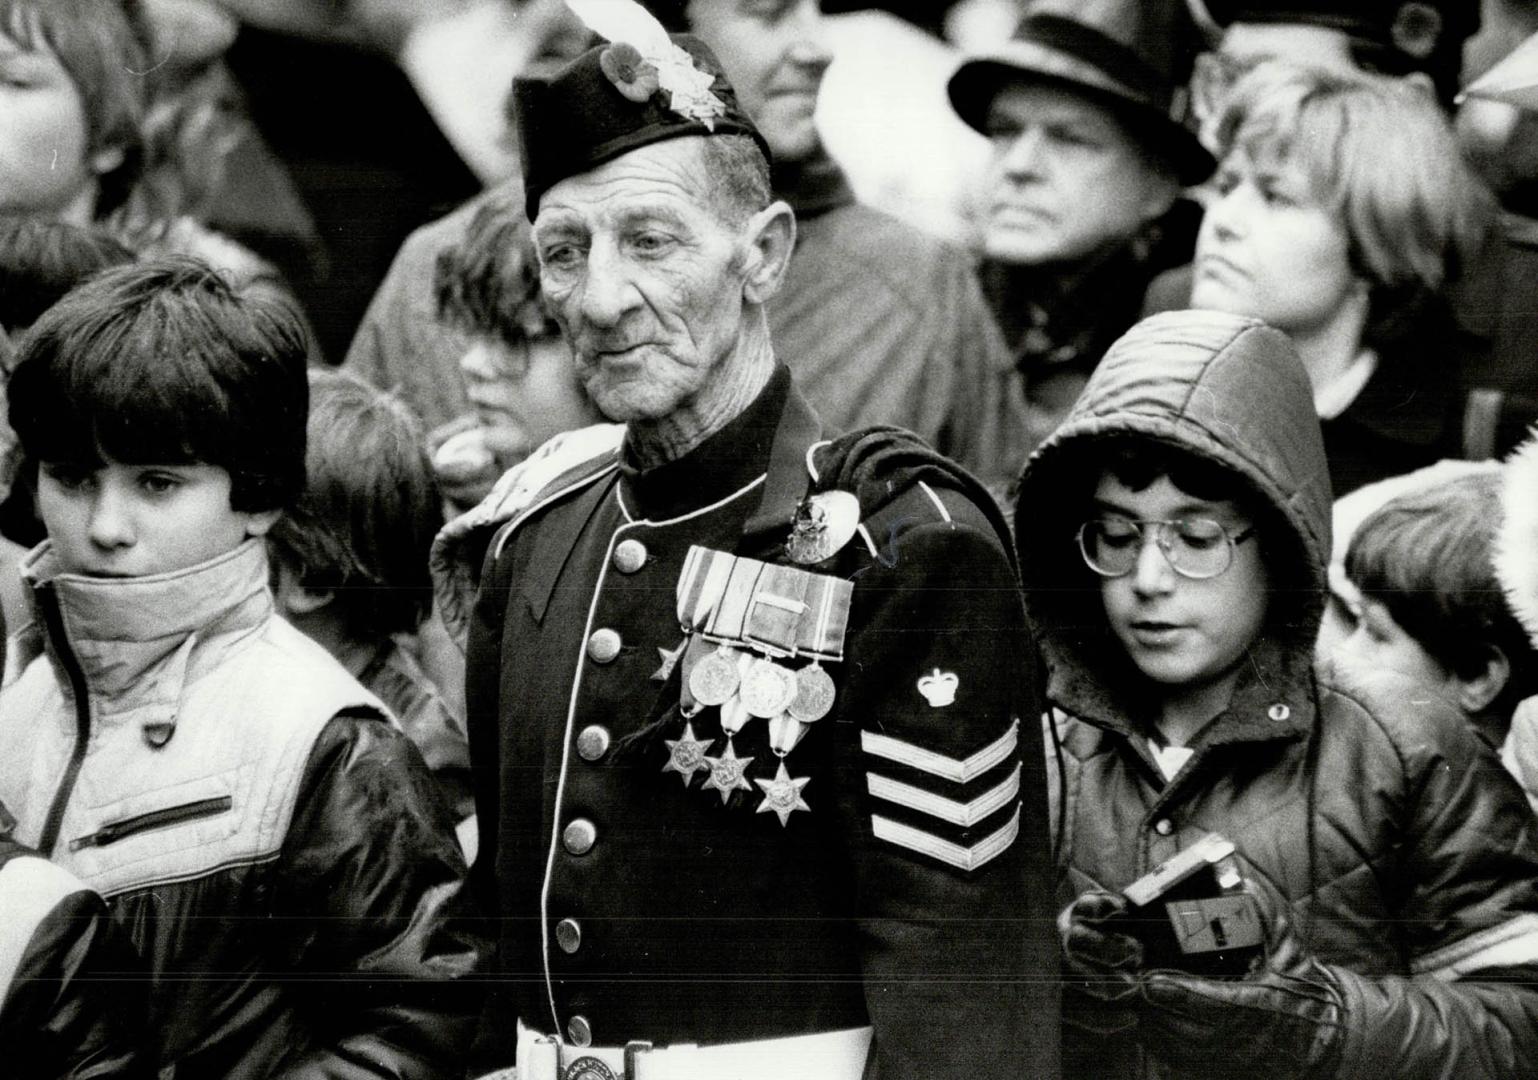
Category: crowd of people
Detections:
[{"x1": 5, "y1": 0, "x2": 1538, "y2": 1078}]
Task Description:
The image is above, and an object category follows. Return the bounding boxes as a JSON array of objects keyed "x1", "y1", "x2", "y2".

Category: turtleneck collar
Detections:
[
  {"x1": 19, "y1": 538, "x2": 274, "y2": 704},
  {"x1": 619, "y1": 364, "x2": 792, "y2": 522}
]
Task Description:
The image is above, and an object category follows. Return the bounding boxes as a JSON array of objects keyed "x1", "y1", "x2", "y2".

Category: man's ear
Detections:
[
  {"x1": 740, "y1": 200, "x2": 796, "y2": 305},
  {"x1": 1454, "y1": 645, "x2": 1512, "y2": 715}
]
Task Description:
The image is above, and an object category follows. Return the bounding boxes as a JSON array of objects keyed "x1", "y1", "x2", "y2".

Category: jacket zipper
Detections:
[
  {"x1": 36, "y1": 585, "x2": 92, "y2": 856},
  {"x1": 68, "y1": 795, "x2": 233, "y2": 851}
]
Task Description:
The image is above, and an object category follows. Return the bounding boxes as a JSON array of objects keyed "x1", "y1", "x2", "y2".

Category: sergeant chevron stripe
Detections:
[
  {"x1": 860, "y1": 719, "x2": 1019, "y2": 783},
  {"x1": 866, "y1": 763, "x2": 1021, "y2": 827},
  {"x1": 871, "y1": 806, "x2": 1020, "y2": 872}
]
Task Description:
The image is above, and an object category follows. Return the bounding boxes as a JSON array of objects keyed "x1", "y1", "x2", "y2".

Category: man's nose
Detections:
[
  {"x1": 578, "y1": 240, "x2": 640, "y2": 329},
  {"x1": 999, "y1": 127, "x2": 1047, "y2": 180}
]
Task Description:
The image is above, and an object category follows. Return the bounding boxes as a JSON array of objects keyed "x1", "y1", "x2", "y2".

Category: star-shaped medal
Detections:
[
  {"x1": 662, "y1": 723, "x2": 713, "y2": 786},
  {"x1": 652, "y1": 639, "x2": 687, "y2": 682},
  {"x1": 701, "y1": 741, "x2": 755, "y2": 804},
  {"x1": 755, "y1": 762, "x2": 811, "y2": 826}
]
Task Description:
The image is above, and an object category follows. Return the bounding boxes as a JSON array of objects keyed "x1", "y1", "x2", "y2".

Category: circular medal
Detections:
[
  {"x1": 788, "y1": 663, "x2": 836, "y2": 723},
  {"x1": 740, "y1": 658, "x2": 798, "y2": 718},
  {"x1": 688, "y1": 647, "x2": 741, "y2": 707}
]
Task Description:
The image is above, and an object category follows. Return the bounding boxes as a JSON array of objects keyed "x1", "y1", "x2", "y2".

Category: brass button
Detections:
[
  {"x1": 613, "y1": 538, "x2": 648, "y2": 574},
  {"x1": 587, "y1": 629, "x2": 622, "y2": 664},
  {"x1": 1154, "y1": 818, "x2": 1173, "y2": 836},
  {"x1": 577, "y1": 725, "x2": 611, "y2": 762},
  {"x1": 1268, "y1": 703, "x2": 1291, "y2": 722},
  {"x1": 563, "y1": 818, "x2": 597, "y2": 855},
  {"x1": 567, "y1": 1014, "x2": 592, "y2": 1047},
  {"x1": 555, "y1": 918, "x2": 582, "y2": 955}
]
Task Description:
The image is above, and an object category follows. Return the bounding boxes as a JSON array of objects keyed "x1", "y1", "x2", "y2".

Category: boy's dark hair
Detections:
[
  {"x1": 0, "y1": 217, "x2": 135, "y2": 337},
  {"x1": 7, "y1": 257, "x2": 308, "y2": 513},
  {"x1": 267, "y1": 369, "x2": 442, "y2": 641},
  {"x1": 433, "y1": 185, "x2": 556, "y2": 346},
  {"x1": 1094, "y1": 439, "x2": 1259, "y2": 507},
  {"x1": 1346, "y1": 471, "x2": 1538, "y2": 718},
  {"x1": 1, "y1": 0, "x2": 150, "y2": 217}
]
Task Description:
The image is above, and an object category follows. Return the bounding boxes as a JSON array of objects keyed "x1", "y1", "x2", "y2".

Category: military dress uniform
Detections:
[{"x1": 461, "y1": 368, "x2": 1058, "y2": 1079}]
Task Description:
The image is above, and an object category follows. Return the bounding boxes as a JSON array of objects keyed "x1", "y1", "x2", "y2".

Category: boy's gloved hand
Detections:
[
  {"x1": 1136, "y1": 892, "x2": 1347, "y2": 1079},
  {"x1": 1059, "y1": 890, "x2": 1142, "y2": 1033}
]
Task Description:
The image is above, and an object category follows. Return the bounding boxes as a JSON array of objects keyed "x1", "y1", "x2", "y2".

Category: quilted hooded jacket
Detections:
[{"x1": 1015, "y1": 310, "x2": 1538, "y2": 1078}]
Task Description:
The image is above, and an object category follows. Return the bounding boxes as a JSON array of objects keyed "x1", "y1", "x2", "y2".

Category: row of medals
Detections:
[{"x1": 663, "y1": 641, "x2": 835, "y2": 825}]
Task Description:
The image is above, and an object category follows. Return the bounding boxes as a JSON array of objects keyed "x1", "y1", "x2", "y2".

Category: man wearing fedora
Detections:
[
  {"x1": 451, "y1": 26, "x2": 1058, "y2": 1080},
  {"x1": 949, "y1": 0, "x2": 1215, "y2": 454}
]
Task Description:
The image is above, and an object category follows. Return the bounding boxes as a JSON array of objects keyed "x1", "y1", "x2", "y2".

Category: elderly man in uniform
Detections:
[{"x1": 451, "y1": 24, "x2": 1058, "y2": 1080}]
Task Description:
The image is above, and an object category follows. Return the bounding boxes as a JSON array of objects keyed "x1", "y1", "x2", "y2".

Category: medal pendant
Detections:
[
  {"x1": 662, "y1": 722, "x2": 713, "y2": 786},
  {"x1": 740, "y1": 658, "x2": 798, "y2": 719},
  {"x1": 701, "y1": 739, "x2": 755, "y2": 803},
  {"x1": 788, "y1": 663, "x2": 836, "y2": 723},
  {"x1": 786, "y1": 491, "x2": 860, "y2": 565},
  {"x1": 720, "y1": 694, "x2": 753, "y2": 735},
  {"x1": 688, "y1": 645, "x2": 742, "y2": 707},
  {"x1": 768, "y1": 714, "x2": 807, "y2": 755},
  {"x1": 754, "y1": 761, "x2": 811, "y2": 825}
]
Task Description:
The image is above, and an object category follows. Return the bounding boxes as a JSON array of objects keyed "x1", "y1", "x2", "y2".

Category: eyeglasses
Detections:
[{"x1": 1077, "y1": 517, "x2": 1256, "y2": 580}]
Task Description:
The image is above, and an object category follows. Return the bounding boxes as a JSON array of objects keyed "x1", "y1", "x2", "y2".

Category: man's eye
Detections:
[
  {"x1": 1095, "y1": 521, "x2": 1140, "y2": 549},
  {"x1": 630, "y1": 232, "x2": 674, "y2": 256},
  {"x1": 43, "y1": 467, "x2": 90, "y2": 491},
  {"x1": 541, "y1": 244, "x2": 583, "y2": 270}
]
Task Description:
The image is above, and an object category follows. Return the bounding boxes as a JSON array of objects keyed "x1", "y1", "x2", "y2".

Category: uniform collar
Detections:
[
  {"x1": 619, "y1": 364, "x2": 816, "y2": 523},
  {"x1": 774, "y1": 150, "x2": 857, "y2": 219}
]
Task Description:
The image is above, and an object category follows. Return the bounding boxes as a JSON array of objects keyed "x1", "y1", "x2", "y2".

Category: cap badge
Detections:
[
  {"x1": 917, "y1": 668, "x2": 959, "y2": 708},
  {"x1": 597, "y1": 40, "x2": 726, "y2": 129}
]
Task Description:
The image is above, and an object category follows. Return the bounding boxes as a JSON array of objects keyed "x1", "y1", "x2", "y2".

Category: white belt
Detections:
[{"x1": 503, "y1": 1021, "x2": 874, "y2": 1080}]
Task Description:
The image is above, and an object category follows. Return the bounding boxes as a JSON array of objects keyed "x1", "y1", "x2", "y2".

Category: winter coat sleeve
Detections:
[
  {"x1": 1327, "y1": 700, "x2": 1538, "y2": 1079},
  {"x1": 267, "y1": 712, "x2": 486, "y2": 1080},
  {"x1": 832, "y1": 491, "x2": 1059, "y2": 1079},
  {"x1": 0, "y1": 857, "x2": 148, "y2": 1080}
]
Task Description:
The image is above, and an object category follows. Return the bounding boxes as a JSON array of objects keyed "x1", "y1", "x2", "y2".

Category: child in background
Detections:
[
  {"x1": 0, "y1": 259, "x2": 480, "y2": 1078},
  {"x1": 267, "y1": 368, "x2": 473, "y2": 840},
  {"x1": 1339, "y1": 466, "x2": 1538, "y2": 752},
  {"x1": 429, "y1": 183, "x2": 600, "y2": 513}
]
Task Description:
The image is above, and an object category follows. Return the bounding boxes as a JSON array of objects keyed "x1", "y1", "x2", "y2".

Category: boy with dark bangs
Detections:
[{"x1": 0, "y1": 259, "x2": 481, "y2": 1078}]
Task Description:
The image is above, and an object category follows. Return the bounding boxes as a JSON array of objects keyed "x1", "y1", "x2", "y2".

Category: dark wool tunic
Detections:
[{"x1": 463, "y1": 368, "x2": 1058, "y2": 1078}]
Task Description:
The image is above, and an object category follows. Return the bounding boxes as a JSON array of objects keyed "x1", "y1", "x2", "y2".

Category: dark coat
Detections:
[
  {"x1": 0, "y1": 836, "x2": 147, "y2": 1079},
  {"x1": 463, "y1": 368, "x2": 1059, "y2": 1078},
  {"x1": 1016, "y1": 311, "x2": 1538, "y2": 1078}
]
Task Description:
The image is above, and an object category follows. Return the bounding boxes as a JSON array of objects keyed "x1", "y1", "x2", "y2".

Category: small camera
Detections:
[{"x1": 1117, "y1": 833, "x2": 1264, "y2": 979}]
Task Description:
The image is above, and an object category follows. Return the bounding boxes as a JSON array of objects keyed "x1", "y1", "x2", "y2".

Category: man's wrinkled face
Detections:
[
  {"x1": 981, "y1": 83, "x2": 1175, "y2": 267},
  {"x1": 532, "y1": 138, "x2": 753, "y2": 422},
  {"x1": 686, "y1": 0, "x2": 831, "y2": 162}
]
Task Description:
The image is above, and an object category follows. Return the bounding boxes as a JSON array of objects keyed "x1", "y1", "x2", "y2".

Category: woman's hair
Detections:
[
  {"x1": 7, "y1": 257, "x2": 309, "y2": 513},
  {"x1": 267, "y1": 369, "x2": 442, "y2": 641},
  {"x1": 434, "y1": 184, "x2": 556, "y2": 346},
  {"x1": 1, "y1": 0, "x2": 151, "y2": 217},
  {"x1": 1213, "y1": 62, "x2": 1494, "y2": 297}
]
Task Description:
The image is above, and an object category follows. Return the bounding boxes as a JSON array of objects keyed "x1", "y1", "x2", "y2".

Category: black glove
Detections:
[
  {"x1": 1059, "y1": 889, "x2": 1142, "y2": 1034},
  {"x1": 1136, "y1": 893, "x2": 1347, "y2": 1079}
]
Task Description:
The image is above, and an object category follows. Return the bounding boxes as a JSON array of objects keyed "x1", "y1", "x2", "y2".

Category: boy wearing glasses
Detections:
[{"x1": 1015, "y1": 309, "x2": 1538, "y2": 1079}]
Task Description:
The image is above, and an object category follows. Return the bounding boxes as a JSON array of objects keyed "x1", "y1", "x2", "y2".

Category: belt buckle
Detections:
[{"x1": 556, "y1": 1041, "x2": 652, "y2": 1080}]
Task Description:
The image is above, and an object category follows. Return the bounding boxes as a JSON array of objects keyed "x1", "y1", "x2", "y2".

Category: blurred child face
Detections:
[
  {"x1": 37, "y1": 459, "x2": 279, "y2": 578},
  {"x1": 1094, "y1": 471, "x2": 1269, "y2": 703},
  {"x1": 982, "y1": 83, "x2": 1176, "y2": 267},
  {"x1": 1192, "y1": 147, "x2": 1366, "y2": 336},
  {"x1": 459, "y1": 332, "x2": 599, "y2": 462},
  {"x1": 1336, "y1": 597, "x2": 1456, "y2": 696},
  {"x1": 0, "y1": 27, "x2": 111, "y2": 223}
]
